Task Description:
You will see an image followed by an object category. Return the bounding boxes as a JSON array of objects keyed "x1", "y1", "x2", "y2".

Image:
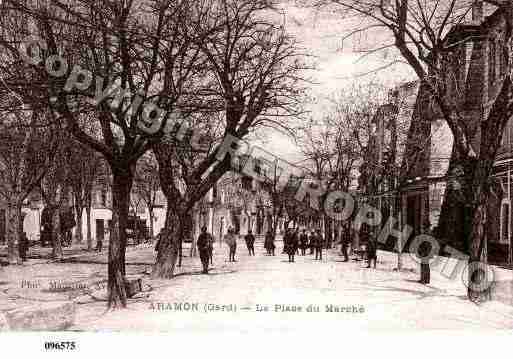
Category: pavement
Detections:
[{"x1": 0, "y1": 237, "x2": 512, "y2": 331}]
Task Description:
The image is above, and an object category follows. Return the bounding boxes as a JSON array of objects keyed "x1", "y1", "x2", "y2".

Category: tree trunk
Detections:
[
  {"x1": 467, "y1": 187, "x2": 491, "y2": 302},
  {"x1": 148, "y1": 207, "x2": 155, "y2": 239},
  {"x1": 6, "y1": 200, "x2": 22, "y2": 265},
  {"x1": 152, "y1": 209, "x2": 184, "y2": 278},
  {"x1": 107, "y1": 168, "x2": 133, "y2": 309},
  {"x1": 74, "y1": 200, "x2": 83, "y2": 243},
  {"x1": 189, "y1": 210, "x2": 198, "y2": 258},
  {"x1": 86, "y1": 203, "x2": 92, "y2": 251},
  {"x1": 178, "y1": 238, "x2": 183, "y2": 267},
  {"x1": 51, "y1": 205, "x2": 63, "y2": 260},
  {"x1": 324, "y1": 216, "x2": 332, "y2": 249}
]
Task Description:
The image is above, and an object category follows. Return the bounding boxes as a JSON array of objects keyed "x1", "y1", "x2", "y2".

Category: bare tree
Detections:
[
  {"x1": 297, "y1": 84, "x2": 378, "y2": 247},
  {"x1": 0, "y1": 111, "x2": 57, "y2": 264},
  {"x1": 0, "y1": 0, "x2": 208, "y2": 308},
  {"x1": 68, "y1": 138, "x2": 104, "y2": 249},
  {"x1": 152, "y1": 0, "x2": 308, "y2": 278}
]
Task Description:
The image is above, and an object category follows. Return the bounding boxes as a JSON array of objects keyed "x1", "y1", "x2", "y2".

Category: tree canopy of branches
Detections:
[
  {"x1": 0, "y1": 0, "x2": 215, "y2": 308},
  {"x1": 151, "y1": 0, "x2": 309, "y2": 278}
]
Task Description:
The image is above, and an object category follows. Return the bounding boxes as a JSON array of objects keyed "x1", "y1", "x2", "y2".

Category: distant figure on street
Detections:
[
  {"x1": 282, "y1": 229, "x2": 288, "y2": 254},
  {"x1": 361, "y1": 224, "x2": 376, "y2": 269},
  {"x1": 224, "y1": 227, "x2": 237, "y2": 262},
  {"x1": 294, "y1": 228, "x2": 300, "y2": 255},
  {"x1": 197, "y1": 226, "x2": 213, "y2": 274},
  {"x1": 244, "y1": 230, "x2": 256, "y2": 256},
  {"x1": 299, "y1": 229, "x2": 308, "y2": 256},
  {"x1": 96, "y1": 236, "x2": 103, "y2": 252},
  {"x1": 309, "y1": 230, "x2": 316, "y2": 255},
  {"x1": 285, "y1": 228, "x2": 298, "y2": 262},
  {"x1": 314, "y1": 229, "x2": 324, "y2": 260},
  {"x1": 264, "y1": 230, "x2": 275, "y2": 256},
  {"x1": 418, "y1": 240, "x2": 433, "y2": 284}
]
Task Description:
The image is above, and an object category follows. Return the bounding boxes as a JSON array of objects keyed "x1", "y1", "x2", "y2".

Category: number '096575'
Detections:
[{"x1": 44, "y1": 341, "x2": 76, "y2": 350}]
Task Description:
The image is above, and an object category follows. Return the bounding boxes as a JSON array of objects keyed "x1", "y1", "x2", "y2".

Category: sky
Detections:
[{"x1": 257, "y1": 2, "x2": 417, "y2": 164}]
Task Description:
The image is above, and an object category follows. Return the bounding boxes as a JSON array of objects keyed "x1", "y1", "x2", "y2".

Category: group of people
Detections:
[
  {"x1": 339, "y1": 223, "x2": 377, "y2": 269},
  {"x1": 197, "y1": 226, "x2": 251, "y2": 274},
  {"x1": 194, "y1": 223, "x2": 379, "y2": 274},
  {"x1": 283, "y1": 228, "x2": 325, "y2": 262}
]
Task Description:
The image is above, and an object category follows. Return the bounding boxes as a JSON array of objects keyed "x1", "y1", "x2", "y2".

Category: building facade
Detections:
[{"x1": 382, "y1": 5, "x2": 513, "y2": 264}]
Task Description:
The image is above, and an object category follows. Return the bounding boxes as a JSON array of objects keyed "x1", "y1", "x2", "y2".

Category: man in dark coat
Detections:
[
  {"x1": 264, "y1": 230, "x2": 275, "y2": 255},
  {"x1": 362, "y1": 224, "x2": 376, "y2": 269},
  {"x1": 418, "y1": 240, "x2": 434, "y2": 284},
  {"x1": 309, "y1": 230, "x2": 316, "y2": 255},
  {"x1": 285, "y1": 229, "x2": 298, "y2": 262},
  {"x1": 341, "y1": 224, "x2": 350, "y2": 262},
  {"x1": 197, "y1": 226, "x2": 213, "y2": 274},
  {"x1": 299, "y1": 229, "x2": 308, "y2": 256},
  {"x1": 244, "y1": 230, "x2": 256, "y2": 256},
  {"x1": 294, "y1": 228, "x2": 300, "y2": 255},
  {"x1": 314, "y1": 229, "x2": 324, "y2": 260}
]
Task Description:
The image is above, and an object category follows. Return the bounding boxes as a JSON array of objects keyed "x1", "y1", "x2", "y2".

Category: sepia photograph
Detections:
[{"x1": 0, "y1": 0, "x2": 512, "y2": 355}]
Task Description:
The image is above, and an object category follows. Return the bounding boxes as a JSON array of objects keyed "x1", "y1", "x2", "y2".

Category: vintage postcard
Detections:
[{"x1": 0, "y1": 0, "x2": 512, "y2": 354}]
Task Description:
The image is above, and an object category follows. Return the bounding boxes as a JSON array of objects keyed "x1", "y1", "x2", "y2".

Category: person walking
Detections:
[
  {"x1": 282, "y1": 228, "x2": 290, "y2": 254},
  {"x1": 293, "y1": 228, "x2": 300, "y2": 255},
  {"x1": 361, "y1": 224, "x2": 376, "y2": 269},
  {"x1": 264, "y1": 230, "x2": 275, "y2": 256},
  {"x1": 96, "y1": 236, "x2": 103, "y2": 252},
  {"x1": 224, "y1": 228, "x2": 237, "y2": 262},
  {"x1": 418, "y1": 240, "x2": 433, "y2": 284},
  {"x1": 244, "y1": 230, "x2": 256, "y2": 256},
  {"x1": 285, "y1": 228, "x2": 298, "y2": 262},
  {"x1": 197, "y1": 226, "x2": 213, "y2": 274},
  {"x1": 314, "y1": 229, "x2": 324, "y2": 260},
  {"x1": 309, "y1": 230, "x2": 316, "y2": 255},
  {"x1": 299, "y1": 229, "x2": 308, "y2": 256}
]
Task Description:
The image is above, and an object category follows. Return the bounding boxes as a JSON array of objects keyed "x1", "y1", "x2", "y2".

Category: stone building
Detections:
[
  {"x1": 191, "y1": 166, "x2": 276, "y2": 246},
  {"x1": 388, "y1": 3, "x2": 513, "y2": 264}
]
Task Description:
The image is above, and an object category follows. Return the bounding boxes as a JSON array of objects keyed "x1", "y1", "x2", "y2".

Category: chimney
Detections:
[{"x1": 472, "y1": 0, "x2": 483, "y2": 23}]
